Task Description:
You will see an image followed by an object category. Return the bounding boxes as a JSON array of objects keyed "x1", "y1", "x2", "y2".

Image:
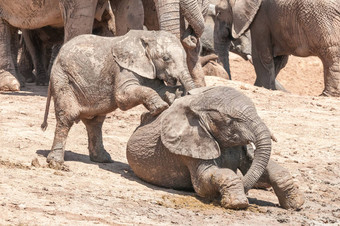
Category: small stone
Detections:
[{"x1": 31, "y1": 158, "x2": 40, "y2": 168}]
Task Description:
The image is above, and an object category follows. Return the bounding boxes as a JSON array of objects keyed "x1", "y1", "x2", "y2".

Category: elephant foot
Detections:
[
  {"x1": 220, "y1": 181, "x2": 249, "y2": 209},
  {"x1": 321, "y1": 89, "x2": 340, "y2": 97},
  {"x1": 46, "y1": 148, "x2": 65, "y2": 164},
  {"x1": 276, "y1": 181, "x2": 305, "y2": 210},
  {"x1": 221, "y1": 191, "x2": 249, "y2": 209},
  {"x1": 0, "y1": 72, "x2": 21, "y2": 91},
  {"x1": 35, "y1": 76, "x2": 48, "y2": 86},
  {"x1": 23, "y1": 72, "x2": 36, "y2": 83},
  {"x1": 47, "y1": 160, "x2": 70, "y2": 171},
  {"x1": 90, "y1": 149, "x2": 113, "y2": 163},
  {"x1": 147, "y1": 96, "x2": 169, "y2": 116}
]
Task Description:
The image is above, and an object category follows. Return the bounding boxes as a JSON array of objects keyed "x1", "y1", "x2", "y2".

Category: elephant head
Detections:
[
  {"x1": 112, "y1": 30, "x2": 196, "y2": 92},
  {"x1": 160, "y1": 86, "x2": 272, "y2": 191},
  {"x1": 214, "y1": 0, "x2": 260, "y2": 78}
]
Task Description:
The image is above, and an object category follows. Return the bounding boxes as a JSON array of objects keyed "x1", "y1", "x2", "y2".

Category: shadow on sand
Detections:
[{"x1": 36, "y1": 149, "x2": 277, "y2": 209}]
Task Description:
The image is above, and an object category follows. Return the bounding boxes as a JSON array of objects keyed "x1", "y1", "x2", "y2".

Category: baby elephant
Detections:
[
  {"x1": 41, "y1": 30, "x2": 196, "y2": 164},
  {"x1": 127, "y1": 86, "x2": 304, "y2": 210}
]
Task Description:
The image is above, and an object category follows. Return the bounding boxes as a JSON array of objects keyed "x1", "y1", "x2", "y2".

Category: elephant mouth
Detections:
[{"x1": 165, "y1": 77, "x2": 178, "y2": 86}]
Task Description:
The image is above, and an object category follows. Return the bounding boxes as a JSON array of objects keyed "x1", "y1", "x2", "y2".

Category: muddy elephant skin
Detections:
[
  {"x1": 0, "y1": 0, "x2": 109, "y2": 91},
  {"x1": 127, "y1": 86, "x2": 304, "y2": 210},
  {"x1": 41, "y1": 30, "x2": 196, "y2": 165}
]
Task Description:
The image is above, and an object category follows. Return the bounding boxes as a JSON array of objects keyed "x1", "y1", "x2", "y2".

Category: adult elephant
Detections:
[
  {"x1": 0, "y1": 0, "x2": 110, "y2": 91},
  {"x1": 201, "y1": 4, "x2": 252, "y2": 79},
  {"x1": 214, "y1": 0, "x2": 340, "y2": 97},
  {"x1": 142, "y1": 0, "x2": 209, "y2": 87}
]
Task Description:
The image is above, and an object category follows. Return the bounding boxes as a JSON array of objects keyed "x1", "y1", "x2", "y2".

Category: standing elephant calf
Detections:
[
  {"x1": 127, "y1": 86, "x2": 304, "y2": 209},
  {"x1": 41, "y1": 30, "x2": 196, "y2": 164}
]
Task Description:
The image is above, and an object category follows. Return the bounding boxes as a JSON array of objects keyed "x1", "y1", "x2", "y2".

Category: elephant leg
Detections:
[
  {"x1": 0, "y1": 19, "x2": 21, "y2": 91},
  {"x1": 186, "y1": 160, "x2": 248, "y2": 209},
  {"x1": 47, "y1": 44, "x2": 62, "y2": 79},
  {"x1": 261, "y1": 161, "x2": 305, "y2": 210},
  {"x1": 10, "y1": 27, "x2": 25, "y2": 84},
  {"x1": 82, "y1": 115, "x2": 113, "y2": 163},
  {"x1": 111, "y1": 0, "x2": 144, "y2": 36},
  {"x1": 115, "y1": 70, "x2": 169, "y2": 115},
  {"x1": 251, "y1": 26, "x2": 276, "y2": 90},
  {"x1": 47, "y1": 116, "x2": 74, "y2": 164},
  {"x1": 273, "y1": 55, "x2": 289, "y2": 92},
  {"x1": 239, "y1": 148, "x2": 304, "y2": 210},
  {"x1": 141, "y1": 0, "x2": 159, "y2": 31},
  {"x1": 320, "y1": 53, "x2": 340, "y2": 97},
  {"x1": 22, "y1": 30, "x2": 48, "y2": 86},
  {"x1": 18, "y1": 38, "x2": 35, "y2": 83},
  {"x1": 59, "y1": 0, "x2": 98, "y2": 42}
]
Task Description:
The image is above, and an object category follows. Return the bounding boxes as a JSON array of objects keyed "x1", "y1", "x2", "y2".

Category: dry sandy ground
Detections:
[{"x1": 0, "y1": 55, "x2": 339, "y2": 225}]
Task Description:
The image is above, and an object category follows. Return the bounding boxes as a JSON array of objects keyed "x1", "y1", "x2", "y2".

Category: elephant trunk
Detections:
[
  {"x1": 242, "y1": 122, "x2": 272, "y2": 192},
  {"x1": 214, "y1": 40, "x2": 231, "y2": 79},
  {"x1": 157, "y1": 0, "x2": 181, "y2": 38},
  {"x1": 179, "y1": 69, "x2": 197, "y2": 92},
  {"x1": 180, "y1": 0, "x2": 205, "y2": 38}
]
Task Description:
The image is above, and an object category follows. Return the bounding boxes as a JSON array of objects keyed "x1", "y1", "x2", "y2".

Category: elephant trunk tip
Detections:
[{"x1": 41, "y1": 121, "x2": 48, "y2": 131}]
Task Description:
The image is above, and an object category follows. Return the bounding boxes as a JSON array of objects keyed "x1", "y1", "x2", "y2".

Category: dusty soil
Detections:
[{"x1": 1, "y1": 55, "x2": 339, "y2": 225}]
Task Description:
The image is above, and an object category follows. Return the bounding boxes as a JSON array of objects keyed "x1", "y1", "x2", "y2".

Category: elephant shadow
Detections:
[{"x1": 36, "y1": 149, "x2": 277, "y2": 209}]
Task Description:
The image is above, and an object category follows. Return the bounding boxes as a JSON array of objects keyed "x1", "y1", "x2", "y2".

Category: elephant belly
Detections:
[
  {"x1": 0, "y1": 1, "x2": 63, "y2": 29},
  {"x1": 127, "y1": 122, "x2": 193, "y2": 191}
]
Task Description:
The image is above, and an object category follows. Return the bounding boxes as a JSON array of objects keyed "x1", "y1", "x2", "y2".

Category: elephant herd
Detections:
[{"x1": 1, "y1": 0, "x2": 339, "y2": 211}]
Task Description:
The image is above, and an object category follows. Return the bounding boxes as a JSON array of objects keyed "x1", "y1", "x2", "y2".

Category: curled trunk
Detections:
[{"x1": 242, "y1": 122, "x2": 272, "y2": 192}]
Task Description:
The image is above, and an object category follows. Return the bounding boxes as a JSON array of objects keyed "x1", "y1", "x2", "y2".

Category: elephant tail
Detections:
[{"x1": 41, "y1": 81, "x2": 52, "y2": 131}]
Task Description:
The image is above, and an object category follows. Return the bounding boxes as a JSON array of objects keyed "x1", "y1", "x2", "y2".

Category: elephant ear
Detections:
[
  {"x1": 111, "y1": 31, "x2": 156, "y2": 79},
  {"x1": 231, "y1": 0, "x2": 262, "y2": 39},
  {"x1": 160, "y1": 98, "x2": 221, "y2": 160}
]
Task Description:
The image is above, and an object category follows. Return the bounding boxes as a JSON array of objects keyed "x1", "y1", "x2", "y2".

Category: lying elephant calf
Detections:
[
  {"x1": 127, "y1": 86, "x2": 304, "y2": 210},
  {"x1": 41, "y1": 30, "x2": 196, "y2": 164}
]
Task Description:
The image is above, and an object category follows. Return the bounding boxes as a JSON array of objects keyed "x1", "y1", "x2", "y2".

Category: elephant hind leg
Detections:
[
  {"x1": 82, "y1": 115, "x2": 113, "y2": 163},
  {"x1": 248, "y1": 160, "x2": 305, "y2": 210},
  {"x1": 47, "y1": 93, "x2": 79, "y2": 164},
  {"x1": 267, "y1": 161, "x2": 305, "y2": 210},
  {"x1": 47, "y1": 115, "x2": 74, "y2": 164},
  {"x1": 321, "y1": 53, "x2": 340, "y2": 97}
]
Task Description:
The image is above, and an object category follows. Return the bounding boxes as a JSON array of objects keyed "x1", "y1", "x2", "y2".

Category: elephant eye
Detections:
[{"x1": 162, "y1": 55, "x2": 171, "y2": 62}]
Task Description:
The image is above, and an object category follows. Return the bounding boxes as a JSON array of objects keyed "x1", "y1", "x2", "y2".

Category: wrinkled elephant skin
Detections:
[
  {"x1": 41, "y1": 30, "x2": 196, "y2": 165},
  {"x1": 214, "y1": 0, "x2": 340, "y2": 96},
  {"x1": 127, "y1": 86, "x2": 304, "y2": 210},
  {"x1": 0, "y1": 0, "x2": 109, "y2": 91}
]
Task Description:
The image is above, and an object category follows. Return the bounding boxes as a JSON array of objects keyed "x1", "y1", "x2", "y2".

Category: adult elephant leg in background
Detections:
[
  {"x1": 18, "y1": 35, "x2": 35, "y2": 83},
  {"x1": 0, "y1": 19, "x2": 22, "y2": 91},
  {"x1": 110, "y1": 0, "x2": 144, "y2": 36},
  {"x1": 59, "y1": 0, "x2": 100, "y2": 42},
  {"x1": 21, "y1": 28, "x2": 63, "y2": 86}
]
